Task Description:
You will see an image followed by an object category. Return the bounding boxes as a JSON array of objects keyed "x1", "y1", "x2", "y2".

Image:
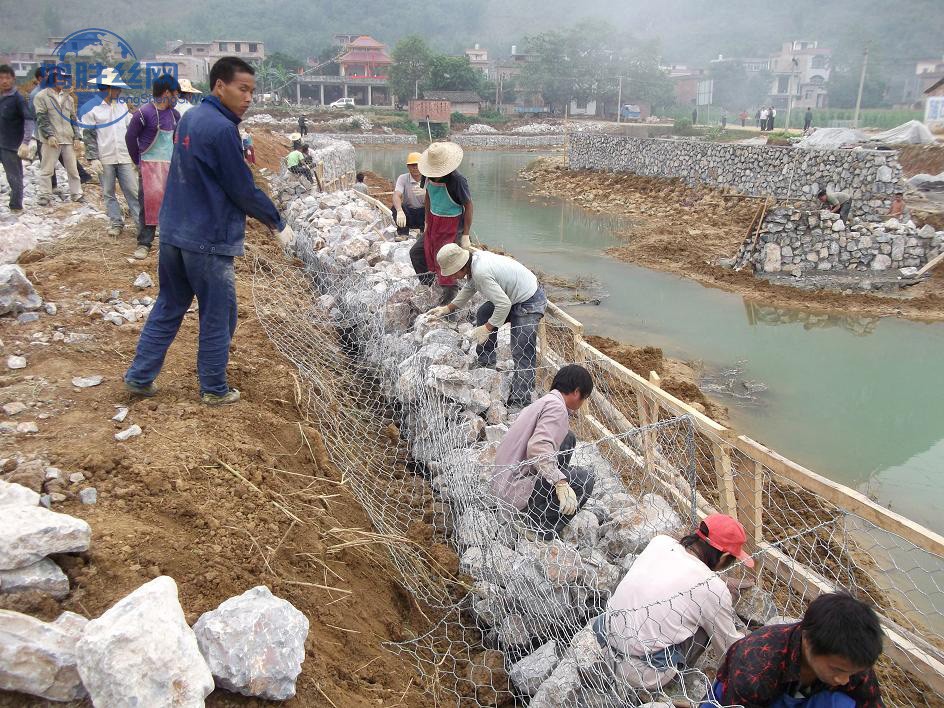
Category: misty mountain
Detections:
[{"x1": 3, "y1": 0, "x2": 941, "y2": 79}]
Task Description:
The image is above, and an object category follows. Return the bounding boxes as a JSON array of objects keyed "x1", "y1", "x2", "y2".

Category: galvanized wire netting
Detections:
[{"x1": 251, "y1": 182, "x2": 944, "y2": 707}]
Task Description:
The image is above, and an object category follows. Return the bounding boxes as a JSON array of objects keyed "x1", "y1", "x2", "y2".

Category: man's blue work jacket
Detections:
[{"x1": 159, "y1": 95, "x2": 284, "y2": 257}]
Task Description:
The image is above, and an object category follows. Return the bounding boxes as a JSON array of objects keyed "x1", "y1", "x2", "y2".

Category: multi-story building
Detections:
[
  {"x1": 150, "y1": 39, "x2": 265, "y2": 84},
  {"x1": 0, "y1": 52, "x2": 39, "y2": 79},
  {"x1": 465, "y1": 44, "x2": 490, "y2": 79},
  {"x1": 767, "y1": 40, "x2": 831, "y2": 110}
]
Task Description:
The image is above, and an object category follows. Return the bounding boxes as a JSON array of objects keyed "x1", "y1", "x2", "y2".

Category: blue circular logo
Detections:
[{"x1": 50, "y1": 28, "x2": 138, "y2": 130}]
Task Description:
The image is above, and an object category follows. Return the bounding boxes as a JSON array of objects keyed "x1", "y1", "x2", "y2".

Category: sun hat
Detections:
[
  {"x1": 418, "y1": 141, "x2": 463, "y2": 178},
  {"x1": 178, "y1": 78, "x2": 202, "y2": 94},
  {"x1": 437, "y1": 243, "x2": 471, "y2": 277},
  {"x1": 697, "y1": 514, "x2": 755, "y2": 568},
  {"x1": 90, "y1": 67, "x2": 129, "y2": 88},
  {"x1": 406, "y1": 151, "x2": 422, "y2": 165}
]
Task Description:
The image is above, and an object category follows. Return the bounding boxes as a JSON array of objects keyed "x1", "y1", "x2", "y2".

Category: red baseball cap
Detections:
[{"x1": 696, "y1": 514, "x2": 755, "y2": 568}]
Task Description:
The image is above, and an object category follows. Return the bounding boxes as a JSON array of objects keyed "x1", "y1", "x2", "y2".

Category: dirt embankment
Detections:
[
  {"x1": 0, "y1": 227, "x2": 446, "y2": 704},
  {"x1": 522, "y1": 157, "x2": 944, "y2": 321}
]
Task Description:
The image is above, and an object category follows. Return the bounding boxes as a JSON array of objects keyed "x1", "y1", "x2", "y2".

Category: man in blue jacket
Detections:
[{"x1": 124, "y1": 57, "x2": 294, "y2": 405}]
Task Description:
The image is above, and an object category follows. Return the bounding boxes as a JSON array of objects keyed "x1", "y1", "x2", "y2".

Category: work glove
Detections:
[
  {"x1": 426, "y1": 305, "x2": 451, "y2": 320},
  {"x1": 74, "y1": 140, "x2": 84, "y2": 156},
  {"x1": 276, "y1": 224, "x2": 295, "y2": 247},
  {"x1": 470, "y1": 324, "x2": 492, "y2": 345},
  {"x1": 17, "y1": 144, "x2": 31, "y2": 160},
  {"x1": 555, "y1": 481, "x2": 578, "y2": 516},
  {"x1": 396, "y1": 210, "x2": 407, "y2": 228},
  {"x1": 46, "y1": 136, "x2": 59, "y2": 148},
  {"x1": 89, "y1": 159, "x2": 103, "y2": 175}
]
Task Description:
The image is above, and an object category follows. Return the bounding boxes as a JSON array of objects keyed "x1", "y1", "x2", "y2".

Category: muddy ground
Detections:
[
  {"x1": 0, "y1": 151, "x2": 448, "y2": 706},
  {"x1": 522, "y1": 157, "x2": 944, "y2": 321}
]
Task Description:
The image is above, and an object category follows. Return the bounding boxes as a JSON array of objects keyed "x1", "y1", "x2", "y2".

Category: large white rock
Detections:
[
  {"x1": 0, "y1": 264, "x2": 43, "y2": 316},
  {"x1": 529, "y1": 657, "x2": 581, "y2": 707},
  {"x1": 762, "y1": 243, "x2": 782, "y2": 273},
  {"x1": 0, "y1": 558, "x2": 70, "y2": 598},
  {"x1": 0, "y1": 609, "x2": 88, "y2": 701},
  {"x1": 0, "y1": 506, "x2": 91, "y2": 570},
  {"x1": 76, "y1": 576, "x2": 214, "y2": 708},
  {"x1": 599, "y1": 493, "x2": 682, "y2": 558},
  {"x1": 0, "y1": 479, "x2": 40, "y2": 507},
  {"x1": 193, "y1": 585, "x2": 308, "y2": 700},
  {"x1": 509, "y1": 640, "x2": 559, "y2": 696}
]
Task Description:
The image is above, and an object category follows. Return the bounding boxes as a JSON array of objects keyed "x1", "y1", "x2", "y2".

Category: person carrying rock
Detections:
[
  {"x1": 125, "y1": 73, "x2": 180, "y2": 259},
  {"x1": 817, "y1": 189, "x2": 852, "y2": 222},
  {"x1": 415, "y1": 141, "x2": 474, "y2": 304},
  {"x1": 123, "y1": 57, "x2": 293, "y2": 406},
  {"x1": 593, "y1": 514, "x2": 751, "y2": 692},
  {"x1": 708, "y1": 592, "x2": 884, "y2": 708},
  {"x1": 0, "y1": 64, "x2": 34, "y2": 213},
  {"x1": 428, "y1": 243, "x2": 546, "y2": 408},
  {"x1": 392, "y1": 151, "x2": 426, "y2": 239},
  {"x1": 81, "y1": 68, "x2": 140, "y2": 238},
  {"x1": 489, "y1": 364, "x2": 595, "y2": 539}
]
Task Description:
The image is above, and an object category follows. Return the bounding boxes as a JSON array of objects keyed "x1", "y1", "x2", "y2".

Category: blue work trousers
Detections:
[
  {"x1": 125, "y1": 245, "x2": 237, "y2": 396},
  {"x1": 704, "y1": 681, "x2": 856, "y2": 708}
]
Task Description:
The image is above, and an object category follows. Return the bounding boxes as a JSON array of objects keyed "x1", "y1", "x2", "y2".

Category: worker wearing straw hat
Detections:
[
  {"x1": 416, "y1": 141, "x2": 474, "y2": 305},
  {"x1": 175, "y1": 78, "x2": 203, "y2": 116},
  {"x1": 81, "y1": 67, "x2": 139, "y2": 238}
]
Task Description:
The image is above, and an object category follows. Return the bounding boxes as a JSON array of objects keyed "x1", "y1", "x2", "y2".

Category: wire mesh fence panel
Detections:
[{"x1": 251, "y1": 177, "x2": 944, "y2": 706}]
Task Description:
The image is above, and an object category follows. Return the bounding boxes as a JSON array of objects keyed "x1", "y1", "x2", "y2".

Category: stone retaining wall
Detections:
[
  {"x1": 312, "y1": 133, "x2": 417, "y2": 145},
  {"x1": 750, "y1": 209, "x2": 944, "y2": 274},
  {"x1": 452, "y1": 134, "x2": 566, "y2": 148},
  {"x1": 274, "y1": 136, "x2": 355, "y2": 201},
  {"x1": 569, "y1": 133, "x2": 904, "y2": 220}
]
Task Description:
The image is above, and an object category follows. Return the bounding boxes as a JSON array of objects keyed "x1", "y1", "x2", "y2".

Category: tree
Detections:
[
  {"x1": 389, "y1": 36, "x2": 432, "y2": 101},
  {"x1": 827, "y1": 67, "x2": 888, "y2": 109},
  {"x1": 426, "y1": 55, "x2": 483, "y2": 93}
]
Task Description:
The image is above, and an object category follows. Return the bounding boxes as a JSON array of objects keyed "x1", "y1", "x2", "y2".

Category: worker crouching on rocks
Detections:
[
  {"x1": 490, "y1": 364, "x2": 596, "y2": 539},
  {"x1": 594, "y1": 514, "x2": 751, "y2": 692},
  {"x1": 817, "y1": 189, "x2": 852, "y2": 223},
  {"x1": 428, "y1": 243, "x2": 546, "y2": 408}
]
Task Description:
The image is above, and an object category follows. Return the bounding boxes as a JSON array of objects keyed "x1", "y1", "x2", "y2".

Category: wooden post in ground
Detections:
[
  {"x1": 635, "y1": 372, "x2": 662, "y2": 474},
  {"x1": 314, "y1": 163, "x2": 324, "y2": 192},
  {"x1": 711, "y1": 441, "x2": 738, "y2": 518},
  {"x1": 733, "y1": 457, "x2": 765, "y2": 577}
]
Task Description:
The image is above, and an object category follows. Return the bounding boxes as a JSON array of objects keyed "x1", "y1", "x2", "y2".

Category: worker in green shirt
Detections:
[{"x1": 286, "y1": 144, "x2": 312, "y2": 181}]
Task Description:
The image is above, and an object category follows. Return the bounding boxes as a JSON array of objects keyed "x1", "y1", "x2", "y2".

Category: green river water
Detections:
[{"x1": 356, "y1": 147, "x2": 944, "y2": 534}]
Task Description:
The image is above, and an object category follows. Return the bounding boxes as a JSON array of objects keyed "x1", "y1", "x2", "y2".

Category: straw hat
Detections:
[
  {"x1": 406, "y1": 151, "x2": 422, "y2": 165},
  {"x1": 418, "y1": 142, "x2": 463, "y2": 178},
  {"x1": 437, "y1": 243, "x2": 471, "y2": 277},
  {"x1": 91, "y1": 67, "x2": 128, "y2": 88},
  {"x1": 178, "y1": 78, "x2": 202, "y2": 94}
]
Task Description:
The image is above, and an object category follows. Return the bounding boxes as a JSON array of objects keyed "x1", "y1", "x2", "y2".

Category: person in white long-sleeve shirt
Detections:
[
  {"x1": 593, "y1": 514, "x2": 753, "y2": 691},
  {"x1": 428, "y1": 244, "x2": 547, "y2": 407},
  {"x1": 81, "y1": 68, "x2": 138, "y2": 237},
  {"x1": 491, "y1": 364, "x2": 596, "y2": 538}
]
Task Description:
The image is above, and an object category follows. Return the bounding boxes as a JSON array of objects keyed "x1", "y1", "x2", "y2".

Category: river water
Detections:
[{"x1": 356, "y1": 147, "x2": 944, "y2": 533}]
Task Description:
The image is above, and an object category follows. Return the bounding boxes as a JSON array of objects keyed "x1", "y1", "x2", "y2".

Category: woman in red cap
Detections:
[{"x1": 591, "y1": 513, "x2": 754, "y2": 692}]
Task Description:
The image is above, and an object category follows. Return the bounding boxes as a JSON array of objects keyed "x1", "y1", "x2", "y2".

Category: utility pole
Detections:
[
  {"x1": 785, "y1": 57, "x2": 799, "y2": 132},
  {"x1": 853, "y1": 47, "x2": 869, "y2": 128},
  {"x1": 616, "y1": 76, "x2": 623, "y2": 123}
]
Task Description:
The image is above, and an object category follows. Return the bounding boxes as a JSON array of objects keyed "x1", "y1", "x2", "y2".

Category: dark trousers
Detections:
[
  {"x1": 409, "y1": 232, "x2": 435, "y2": 286},
  {"x1": 137, "y1": 171, "x2": 155, "y2": 247},
  {"x1": 299, "y1": 124, "x2": 308, "y2": 135},
  {"x1": 524, "y1": 432, "x2": 595, "y2": 533},
  {"x1": 475, "y1": 286, "x2": 546, "y2": 406},
  {"x1": 125, "y1": 245, "x2": 237, "y2": 396},
  {"x1": 839, "y1": 201, "x2": 852, "y2": 222},
  {"x1": 0, "y1": 148, "x2": 24, "y2": 210},
  {"x1": 392, "y1": 204, "x2": 425, "y2": 236}
]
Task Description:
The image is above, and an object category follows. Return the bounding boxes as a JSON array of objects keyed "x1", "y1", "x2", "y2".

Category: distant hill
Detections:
[{"x1": 5, "y1": 0, "x2": 942, "y2": 87}]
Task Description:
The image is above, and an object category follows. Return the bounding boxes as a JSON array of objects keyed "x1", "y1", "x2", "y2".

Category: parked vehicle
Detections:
[
  {"x1": 620, "y1": 104, "x2": 642, "y2": 121},
  {"x1": 330, "y1": 97, "x2": 355, "y2": 109}
]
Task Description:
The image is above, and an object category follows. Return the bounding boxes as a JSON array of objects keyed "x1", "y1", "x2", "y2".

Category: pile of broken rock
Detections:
[{"x1": 0, "y1": 478, "x2": 309, "y2": 704}]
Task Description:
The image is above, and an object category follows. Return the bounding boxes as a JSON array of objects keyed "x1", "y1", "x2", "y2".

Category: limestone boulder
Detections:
[
  {"x1": 0, "y1": 264, "x2": 42, "y2": 316},
  {"x1": 599, "y1": 493, "x2": 682, "y2": 559},
  {"x1": 0, "y1": 558, "x2": 70, "y2": 598},
  {"x1": 76, "y1": 576, "x2": 214, "y2": 708},
  {"x1": 0, "y1": 610, "x2": 87, "y2": 701},
  {"x1": 0, "y1": 479, "x2": 40, "y2": 507},
  {"x1": 0, "y1": 506, "x2": 91, "y2": 570},
  {"x1": 509, "y1": 640, "x2": 559, "y2": 696},
  {"x1": 193, "y1": 586, "x2": 308, "y2": 700},
  {"x1": 529, "y1": 657, "x2": 581, "y2": 707}
]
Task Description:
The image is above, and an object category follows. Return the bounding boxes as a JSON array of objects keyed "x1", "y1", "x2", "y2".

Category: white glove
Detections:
[
  {"x1": 426, "y1": 305, "x2": 451, "y2": 320},
  {"x1": 73, "y1": 140, "x2": 84, "y2": 156},
  {"x1": 470, "y1": 324, "x2": 492, "y2": 345},
  {"x1": 17, "y1": 144, "x2": 30, "y2": 160},
  {"x1": 555, "y1": 482, "x2": 578, "y2": 516},
  {"x1": 89, "y1": 159, "x2": 103, "y2": 175},
  {"x1": 46, "y1": 136, "x2": 59, "y2": 148},
  {"x1": 459, "y1": 233, "x2": 471, "y2": 249},
  {"x1": 276, "y1": 224, "x2": 295, "y2": 247},
  {"x1": 396, "y1": 210, "x2": 407, "y2": 228}
]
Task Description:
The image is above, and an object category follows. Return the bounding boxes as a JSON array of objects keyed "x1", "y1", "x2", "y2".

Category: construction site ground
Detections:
[{"x1": 521, "y1": 156, "x2": 944, "y2": 322}]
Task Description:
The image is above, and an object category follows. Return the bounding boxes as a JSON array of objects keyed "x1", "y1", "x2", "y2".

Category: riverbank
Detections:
[{"x1": 521, "y1": 157, "x2": 944, "y2": 321}]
